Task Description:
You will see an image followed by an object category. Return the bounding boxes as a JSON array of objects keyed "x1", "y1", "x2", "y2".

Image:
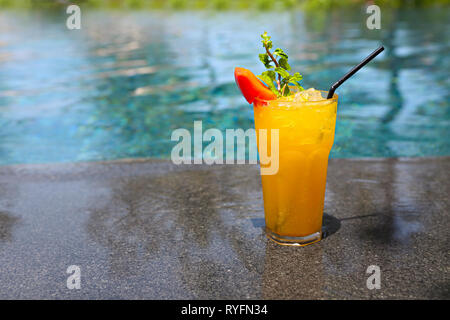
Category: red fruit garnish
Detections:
[{"x1": 234, "y1": 67, "x2": 277, "y2": 104}]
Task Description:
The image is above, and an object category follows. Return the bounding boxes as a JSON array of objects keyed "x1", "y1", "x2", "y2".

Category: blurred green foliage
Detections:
[{"x1": 0, "y1": 0, "x2": 448, "y2": 10}]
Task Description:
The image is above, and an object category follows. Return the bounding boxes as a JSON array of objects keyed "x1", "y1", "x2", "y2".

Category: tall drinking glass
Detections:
[{"x1": 253, "y1": 89, "x2": 338, "y2": 246}]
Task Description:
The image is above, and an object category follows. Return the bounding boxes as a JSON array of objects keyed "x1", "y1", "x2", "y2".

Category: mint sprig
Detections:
[{"x1": 257, "y1": 32, "x2": 304, "y2": 97}]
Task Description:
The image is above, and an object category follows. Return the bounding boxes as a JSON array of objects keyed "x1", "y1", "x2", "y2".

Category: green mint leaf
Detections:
[
  {"x1": 280, "y1": 77, "x2": 290, "y2": 89},
  {"x1": 274, "y1": 67, "x2": 290, "y2": 79},
  {"x1": 261, "y1": 32, "x2": 272, "y2": 50},
  {"x1": 258, "y1": 71, "x2": 279, "y2": 96},
  {"x1": 257, "y1": 32, "x2": 304, "y2": 97},
  {"x1": 262, "y1": 70, "x2": 276, "y2": 81},
  {"x1": 258, "y1": 53, "x2": 272, "y2": 68},
  {"x1": 274, "y1": 48, "x2": 288, "y2": 59},
  {"x1": 280, "y1": 77, "x2": 291, "y2": 96},
  {"x1": 284, "y1": 86, "x2": 290, "y2": 96},
  {"x1": 261, "y1": 31, "x2": 270, "y2": 42},
  {"x1": 288, "y1": 72, "x2": 304, "y2": 91},
  {"x1": 289, "y1": 72, "x2": 302, "y2": 82},
  {"x1": 278, "y1": 57, "x2": 291, "y2": 71}
]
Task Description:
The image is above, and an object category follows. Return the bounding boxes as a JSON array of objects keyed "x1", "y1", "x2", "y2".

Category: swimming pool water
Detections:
[{"x1": 0, "y1": 8, "x2": 449, "y2": 165}]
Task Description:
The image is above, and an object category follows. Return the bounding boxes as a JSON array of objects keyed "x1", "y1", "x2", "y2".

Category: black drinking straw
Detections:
[{"x1": 327, "y1": 46, "x2": 384, "y2": 99}]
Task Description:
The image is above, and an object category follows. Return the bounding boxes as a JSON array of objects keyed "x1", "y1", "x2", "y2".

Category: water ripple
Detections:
[{"x1": 0, "y1": 8, "x2": 449, "y2": 165}]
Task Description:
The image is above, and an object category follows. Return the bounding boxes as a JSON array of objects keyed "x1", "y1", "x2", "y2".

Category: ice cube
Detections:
[
  {"x1": 293, "y1": 88, "x2": 324, "y2": 102},
  {"x1": 308, "y1": 89, "x2": 324, "y2": 101},
  {"x1": 293, "y1": 90, "x2": 311, "y2": 102}
]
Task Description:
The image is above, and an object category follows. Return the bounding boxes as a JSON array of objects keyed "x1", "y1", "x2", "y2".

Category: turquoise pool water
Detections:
[{"x1": 0, "y1": 8, "x2": 449, "y2": 165}]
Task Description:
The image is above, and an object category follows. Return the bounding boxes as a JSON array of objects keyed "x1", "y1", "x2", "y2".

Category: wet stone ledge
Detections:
[{"x1": 0, "y1": 157, "x2": 448, "y2": 299}]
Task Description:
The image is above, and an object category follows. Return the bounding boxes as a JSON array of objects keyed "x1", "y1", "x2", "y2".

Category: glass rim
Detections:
[{"x1": 253, "y1": 89, "x2": 338, "y2": 104}]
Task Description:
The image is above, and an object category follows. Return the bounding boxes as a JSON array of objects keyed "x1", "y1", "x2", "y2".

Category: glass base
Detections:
[{"x1": 265, "y1": 227, "x2": 322, "y2": 246}]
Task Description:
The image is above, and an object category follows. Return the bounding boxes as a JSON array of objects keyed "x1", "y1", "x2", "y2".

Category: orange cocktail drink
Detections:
[
  {"x1": 235, "y1": 33, "x2": 382, "y2": 246},
  {"x1": 254, "y1": 89, "x2": 338, "y2": 246}
]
